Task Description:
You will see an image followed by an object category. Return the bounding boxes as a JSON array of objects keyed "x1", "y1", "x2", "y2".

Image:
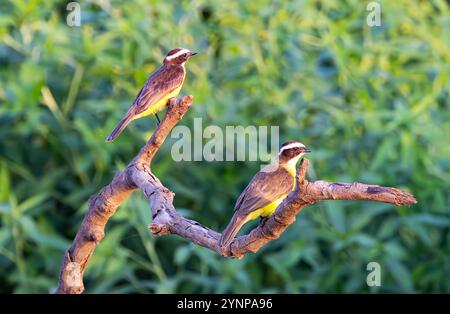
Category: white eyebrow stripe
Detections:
[
  {"x1": 278, "y1": 142, "x2": 305, "y2": 155},
  {"x1": 165, "y1": 48, "x2": 190, "y2": 60}
]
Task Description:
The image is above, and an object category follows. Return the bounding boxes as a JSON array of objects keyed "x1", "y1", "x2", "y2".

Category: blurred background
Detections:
[{"x1": 0, "y1": 0, "x2": 449, "y2": 293}]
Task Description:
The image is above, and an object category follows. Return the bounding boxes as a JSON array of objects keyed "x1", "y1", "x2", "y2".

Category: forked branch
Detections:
[{"x1": 56, "y1": 96, "x2": 416, "y2": 293}]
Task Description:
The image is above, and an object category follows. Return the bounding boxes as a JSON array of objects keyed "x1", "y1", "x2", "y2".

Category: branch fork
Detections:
[{"x1": 56, "y1": 96, "x2": 416, "y2": 293}]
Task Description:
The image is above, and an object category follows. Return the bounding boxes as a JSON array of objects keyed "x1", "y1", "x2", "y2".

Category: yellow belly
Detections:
[
  {"x1": 245, "y1": 195, "x2": 288, "y2": 222},
  {"x1": 132, "y1": 86, "x2": 182, "y2": 121},
  {"x1": 242, "y1": 165, "x2": 297, "y2": 223}
]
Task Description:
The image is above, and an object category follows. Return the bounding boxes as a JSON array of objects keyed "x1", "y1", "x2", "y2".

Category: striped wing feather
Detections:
[
  {"x1": 131, "y1": 65, "x2": 185, "y2": 115},
  {"x1": 105, "y1": 65, "x2": 185, "y2": 142},
  {"x1": 219, "y1": 166, "x2": 295, "y2": 248},
  {"x1": 234, "y1": 166, "x2": 294, "y2": 216}
]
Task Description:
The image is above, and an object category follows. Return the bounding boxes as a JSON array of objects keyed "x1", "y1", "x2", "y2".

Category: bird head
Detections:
[
  {"x1": 278, "y1": 141, "x2": 311, "y2": 167},
  {"x1": 163, "y1": 48, "x2": 197, "y2": 65}
]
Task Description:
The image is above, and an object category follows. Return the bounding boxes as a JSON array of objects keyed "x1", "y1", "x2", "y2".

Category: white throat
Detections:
[{"x1": 287, "y1": 153, "x2": 304, "y2": 170}]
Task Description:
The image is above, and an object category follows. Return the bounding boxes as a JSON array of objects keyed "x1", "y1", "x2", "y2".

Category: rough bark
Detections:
[{"x1": 56, "y1": 96, "x2": 417, "y2": 293}]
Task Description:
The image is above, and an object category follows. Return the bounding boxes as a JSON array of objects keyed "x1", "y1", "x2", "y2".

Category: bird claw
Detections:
[{"x1": 259, "y1": 216, "x2": 268, "y2": 226}]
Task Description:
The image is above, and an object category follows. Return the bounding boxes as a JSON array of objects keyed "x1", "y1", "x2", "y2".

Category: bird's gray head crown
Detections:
[
  {"x1": 278, "y1": 141, "x2": 311, "y2": 161},
  {"x1": 164, "y1": 48, "x2": 197, "y2": 64}
]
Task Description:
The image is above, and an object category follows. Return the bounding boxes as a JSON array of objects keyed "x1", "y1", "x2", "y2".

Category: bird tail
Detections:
[
  {"x1": 219, "y1": 212, "x2": 248, "y2": 249},
  {"x1": 105, "y1": 114, "x2": 133, "y2": 142}
]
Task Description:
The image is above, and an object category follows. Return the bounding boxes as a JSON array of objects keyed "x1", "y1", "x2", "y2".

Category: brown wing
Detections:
[
  {"x1": 234, "y1": 166, "x2": 294, "y2": 216},
  {"x1": 105, "y1": 65, "x2": 185, "y2": 142},
  {"x1": 130, "y1": 65, "x2": 185, "y2": 115},
  {"x1": 219, "y1": 166, "x2": 294, "y2": 248}
]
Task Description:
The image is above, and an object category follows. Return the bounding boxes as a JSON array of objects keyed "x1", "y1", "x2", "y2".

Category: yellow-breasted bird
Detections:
[
  {"x1": 219, "y1": 141, "x2": 311, "y2": 249},
  {"x1": 106, "y1": 48, "x2": 197, "y2": 142}
]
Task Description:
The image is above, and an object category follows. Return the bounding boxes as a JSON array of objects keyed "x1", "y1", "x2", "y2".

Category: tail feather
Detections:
[
  {"x1": 105, "y1": 114, "x2": 133, "y2": 142},
  {"x1": 219, "y1": 212, "x2": 248, "y2": 249}
]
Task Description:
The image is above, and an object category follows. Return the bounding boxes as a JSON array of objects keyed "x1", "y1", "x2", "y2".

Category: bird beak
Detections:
[
  {"x1": 302, "y1": 147, "x2": 312, "y2": 153},
  {"x1": 190, "y1": 52, "x2": 198, "y2": 56}
]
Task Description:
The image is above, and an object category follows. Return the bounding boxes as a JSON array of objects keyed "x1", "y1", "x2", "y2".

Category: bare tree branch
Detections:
[
  {"x1": 56, "y1": 96, "x2": 193, "y2": 294},
  {"x1": 56, "y1": 96, "x2": 417, "y2": 293},
  {"x1": 222, "y1": 159, "x2": 417, "y2": 258}
]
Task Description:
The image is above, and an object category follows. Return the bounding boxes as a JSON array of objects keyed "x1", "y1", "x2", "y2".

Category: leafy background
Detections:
[{"x1": 0, "y1": 0, "x2": 449, "y2": 293}]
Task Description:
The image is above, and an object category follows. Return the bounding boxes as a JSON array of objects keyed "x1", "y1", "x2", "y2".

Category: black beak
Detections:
[
  {"x1": 190, "y1": 52, "x2": 198, "y2": 56},
  {"x1": 302, "y1": 147, "x2": 312, "y2": 153}
]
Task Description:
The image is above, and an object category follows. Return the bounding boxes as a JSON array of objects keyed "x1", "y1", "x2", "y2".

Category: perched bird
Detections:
[
  {"x1": 219, "y1": 141, "x2": 311, "y2": 249},
  {"x1": 106, "y1": 48, "x2": 197, "y2": 142}
]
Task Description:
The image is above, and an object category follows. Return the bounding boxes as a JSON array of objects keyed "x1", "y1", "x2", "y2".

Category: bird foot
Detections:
[{"x1": 259, "y1": 216, "x2": 269, "y2": 226}]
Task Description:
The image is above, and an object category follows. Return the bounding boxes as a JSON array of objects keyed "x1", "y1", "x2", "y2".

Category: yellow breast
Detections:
[
  {"x1": 244, "y1": 164, "x2": 297, "y2": 222},
  {"x1": 132, "y1": 85, "x2": 183, "y2": 121},
  {"x1": 245, "y1": 195, "x2": 288, "y2": 222}
]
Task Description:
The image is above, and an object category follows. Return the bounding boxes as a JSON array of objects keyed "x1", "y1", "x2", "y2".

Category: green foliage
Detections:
[{"x1": 0, "y1": 0, "x2": 449, "y2": 293}]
